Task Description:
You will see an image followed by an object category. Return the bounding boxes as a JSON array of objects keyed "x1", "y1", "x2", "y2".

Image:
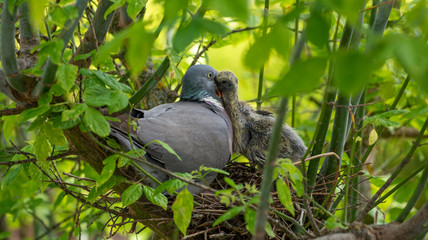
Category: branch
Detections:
[
  {"x1": 0, "y1": 152, "x2": 71, "y2": 167},
  {"x1": 354, "y1": 117, "x2": 428, "y2": 222},
  {"x1": 0, "y1": 106, "x2": 27, "y2": 117},
  {"x1": 71, "y1": 0, "x2": 115, "y2": 69},
  {"x1": 190, "y1": 27, "x2": 258, "y2": 66},
  {"x1": 1, "y1": 1, "x2": 27, "y2": 93},
  {"x1": 18, "y1": 2, "x2": 40, "y2": 69},
  {"x1": 32, "y1": 0, "x2": 90, "y2": 98}
]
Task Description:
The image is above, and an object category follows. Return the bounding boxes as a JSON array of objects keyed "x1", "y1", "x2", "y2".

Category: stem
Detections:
[
  {"x1": 374, "y1": 164, "x2": 426, "y2": 207},
  {"x1": 128, "y1": 56, "x2": 170, "y2": 106},
  {"x1": 253, "y1": 98, "x2": 288, "y2": 240},
  {"x1": 32, "y1": 0, "x2": 89, "y2": 98},
  {"x1": 396, "y1": 162, "x2": 428, "y2": 223},
  {"x1": 306, "y1": 21, "x2": 355, "y2": 194},
  {"x1": 354, "y1": 117, "x2": 428, "y2": 222},
  {"x1": 1, "y1": 1, "x2": 27, "y2": 92},
  {"x1": 256, "y1": 0, "x2": 269, "y2": 111},
  {"x1": 319, "y1": 93, "x2": 350, "y2": 184}
]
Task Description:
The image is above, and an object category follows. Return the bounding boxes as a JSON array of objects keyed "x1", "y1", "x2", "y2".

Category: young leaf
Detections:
[
  {"x1": 143, "y1": 186, "x2": 168, "y2": 210},
  {"x1": 122, "y1": 184, "x2": 143, "y2": 207},
  {"x1": 83, "y1": 107, "x2": 110, "y2": 137},
  {"x1": 276, "y1": 179, "x2": 295, "y2": 216},
  {"x1": 146, "y1": 140, "x2": 182, "y2": 161},
  {"x1": 62, "y1": 104, "x2": 88, "y2": 122},
  {"x1": 18, "y1": 105, "x2": 50, "y2": 124},
  {"x1": 368, "y1": 129, "x2": 378, "y2": 146},
  {"x1": 43, "y1": 123, "x2": 67, "y2": 147},
  {"x1": 213, "y1": 206, "x2": 244, "y2": 227},
  {"x1": 34, "y1": 134, "x2": 52, "y2": 161},
  {"x1": 325, "y1": 217, "x2": 347, "y2": 229},
  {"x1": 172, "y1": 188, "x2": 194, "y2": 235},
  {"x1": 244, "y1": 207, "x2": 256, "y2": 234},
  {"x1": 96, "y1": 159, "x2": 116, "y2": 186},
  {"x1": 126, "y1": 0, "x2": 147, "y2": 20},
  {"x1": 155, "y1": 178, "x2": 186, "y2": 195},
  {"x1": 1, "y1": 165, "x2": 23, "y2": 189},
  {"x1": 56, "y1": 64, "x2": 78, "y2": 93},
  {"x1": 267, "y1": 57, "x2": 327, "y2": 97}
]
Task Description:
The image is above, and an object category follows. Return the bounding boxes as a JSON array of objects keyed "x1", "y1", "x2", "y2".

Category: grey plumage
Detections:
[
  {"x1": 215, "y1": 71, "x2": 307, "y2": 167},
  {"x1": 110, "y1": 65, "x2": 232, "y2": 194}
]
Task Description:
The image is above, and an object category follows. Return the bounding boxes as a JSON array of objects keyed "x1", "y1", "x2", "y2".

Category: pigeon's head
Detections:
[
  {"x1": 180, "y1": 65, "x2": 221, "y2": 102},
  {"x1": 215, "y1": 71, "x2": 238, "y2": 94}
]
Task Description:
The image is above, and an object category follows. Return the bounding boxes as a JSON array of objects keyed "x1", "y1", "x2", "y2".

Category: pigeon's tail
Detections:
[{"x1": 282, "y1": 125, "x2": 307, "y2": 162}]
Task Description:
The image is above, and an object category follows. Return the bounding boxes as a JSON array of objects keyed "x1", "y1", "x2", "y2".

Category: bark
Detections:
[{"x1": 63, "y1": 126, "x2": 175, "y2": 239}]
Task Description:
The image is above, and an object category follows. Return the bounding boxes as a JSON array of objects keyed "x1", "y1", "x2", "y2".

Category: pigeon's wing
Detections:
[{"x1": 137, "y1": 101, "x2": 231, "y2": 175}]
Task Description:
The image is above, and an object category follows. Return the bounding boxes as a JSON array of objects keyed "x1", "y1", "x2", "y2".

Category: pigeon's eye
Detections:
[{"x1": 207, "y1": 72, "x2": 214, "y2": 78}]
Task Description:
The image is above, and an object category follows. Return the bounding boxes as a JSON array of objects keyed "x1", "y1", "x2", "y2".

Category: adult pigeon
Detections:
[
  {"x1": 109, "y1": 65, "x2": 232, "y2": 194},
  {"x1": 215, "y1": 71, "x2": 306, "y2": 167}
]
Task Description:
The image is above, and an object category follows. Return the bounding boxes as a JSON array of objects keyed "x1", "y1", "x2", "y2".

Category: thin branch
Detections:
[
  {"x1": 0, "y1": 106, "x2": 27, "y2": 117},
  {"x1": 0, "y1": 152, "x2": 72, "y2": 167},
  {"x1": 190, "y1": 27, "x2": 258, "y2": 66},
  {"x1": 355, "y1": 117, "x2": 428, "y2": 222},
  {"x1": 32, "y1": 0, "x2": 90, "y2": 98}
]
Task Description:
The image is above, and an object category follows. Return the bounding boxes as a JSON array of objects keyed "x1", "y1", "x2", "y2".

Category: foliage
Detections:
[{"x1": 0, "y1": 0, "x2": 427, "y2": 239}]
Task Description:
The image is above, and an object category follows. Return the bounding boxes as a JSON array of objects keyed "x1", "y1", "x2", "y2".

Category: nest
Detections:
[{"x1": 177, "y1": 160, "x2": 335, "y2": 239}]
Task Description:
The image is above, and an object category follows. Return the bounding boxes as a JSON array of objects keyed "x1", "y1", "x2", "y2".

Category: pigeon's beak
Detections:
[
  {"x1": 216, "y1": 87, "x2": 221, "y2": 98},
  {"x1": 214, "y1": 75, "x2": 221, "y2": 98}
]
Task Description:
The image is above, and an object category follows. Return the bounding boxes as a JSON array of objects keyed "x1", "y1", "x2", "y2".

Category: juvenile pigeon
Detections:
[
  {"x1": 215, "y1": 71, "x2": 306, "y2": 166},
  {"x1": 110, "y1": 65, "x2": 232, "y2": 194}
]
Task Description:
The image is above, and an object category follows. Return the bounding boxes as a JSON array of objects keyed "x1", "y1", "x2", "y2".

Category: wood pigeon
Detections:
[
  {"x1": 215, "y1": 71, "x2": 307, "y2": 167},
  {"x1": 109, "y1": 65, "x2": 232, "y2": 194}
]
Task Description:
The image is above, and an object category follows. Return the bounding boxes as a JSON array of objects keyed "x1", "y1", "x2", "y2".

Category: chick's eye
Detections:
[{"x1": 207, "y1": 72, "x2": 213, "y2": 78}]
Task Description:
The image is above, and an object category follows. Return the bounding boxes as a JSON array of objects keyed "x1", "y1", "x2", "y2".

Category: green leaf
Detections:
[
  {"x1": 320, "y1": 0, "x2": 365, "y2": 23},
  {"x1": 104, "y1": 0, "x2": 126, "y2": 19},
  {"x1": 43, "y1": 123, "x2": 67, "y2": 147},
  {"x1": 38, "y1": 93, "x2": 53, "y2": 105},
  {"x1": 267, "y1": 57, "x2": 327, "y2": 97},
  {"x1": 126, "y1": 23, "x2": 155, "y2": 78},
  {"x1": 244, "y1": 207, "x2": 256, "y2": 234},
  {"x1": 122, "y1": 184, "x2": 143, "y2": 207},
  {"x1": 73, "y1": 49, "x2": 96, "y2": 61},
  {"x1": 333, "y1": 51, "x2": 374, "y2": 95},
  {"x1": 143, "y1": 186, "x2": 168, "y2": 210},
  {"x1": 88, "y1": 175, "x2": 125, "y2": 203},
  {"x1": 83, "y1": 107, "x2": 110, "y2": 137},
  {"x1": 205, "y1": 0, "x2": 249, "y2": 21},
  {"x1": 146, "y1": 140, "x2": 182, "y2": 161},
  {"x1": 306, "y1": 11, "x2": 330, "y2": 48},
  {"x1": 172, "y1": 188, "x2": 194, "y2": 235},
  {"x1": 213, "y1": 206, "x2": 244, "y2": 227},
  {"x1": 35, "y1": 39, "x2": 65, "y2": 65},
  {"x1": 1, "y1": 165, "x2": 23, "y2": 189},
  {"x1": 126, "y1": 0, "x2": 147, "y2": 20},
  {"x1": 28, "y1": 0, "x2": 49, "y2": 28},
  {"x1": 164, "y1": 0, "x2": 189, "y2": 23},
  {"x1": 56, "y1": 64, "x2": 78, "y2": 93},
  {"x1": 62, "y1": 104, "x2": 88, "y2": 122},
  {"x1": 278, "y1": 159, "x2": 304, "y2": 197},
  {"x1": 97, "y1": 159, "x2": 116, "y2": 186},
  {"x1": 369, "y1": 177, "x2": 386, "y2": 188},
  {"x1": 173, "y1": 18, "x2": 204, "y2": 52},
  {"x1": 364, "y1": 110, "x2": 408, "y2": 128},
  {"x1": 276, "y1": 179, "x2": 295, "y2": 216},
  {"x1": 155, "y1": 178, "x2": 186, "y2": 195},
  {"x1": 0, "y1": 231, "x2": 11, "y2": 239},
  {"x1": 51, "y1": 5, "x2": 78, "y2": 27},
  {"x1": 325, "y1": 217, "x2": 347, "y2": 229},
  {"x1": 34, "y1": 133, "x2": 52, "y2": 161},
  {"x1": 265, "y1": 222, "x2": 275, "y2": 238},
  {"x1": 18, "y1": 105, "x2": 50, "y2": 124},
  {"x1": 91, "y1": 70, "x2": 133, "y2": 93},
  {"x1": 244, "y1": 34, "x2": 271, "y2": 70}
]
